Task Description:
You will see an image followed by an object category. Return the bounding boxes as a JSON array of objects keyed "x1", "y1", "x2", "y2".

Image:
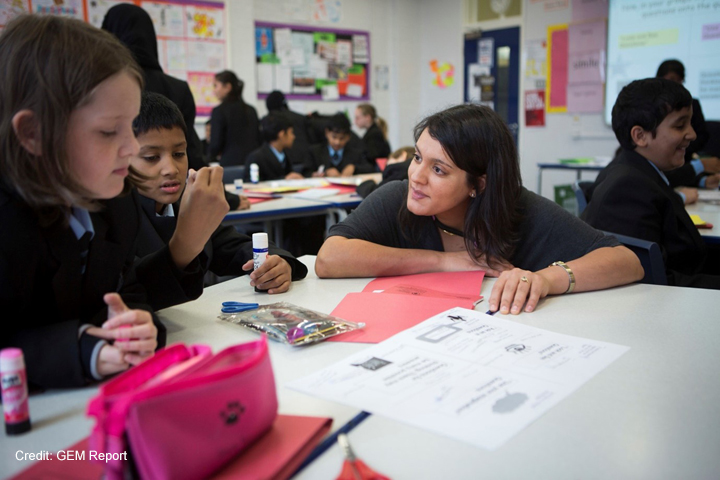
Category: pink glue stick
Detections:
[{"x1": 1, "y1": 348, "x2": 31, "y2": 435}]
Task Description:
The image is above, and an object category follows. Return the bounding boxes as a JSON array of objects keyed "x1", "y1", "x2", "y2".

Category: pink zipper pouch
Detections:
[{"x1": 87, "y1": 337, "x2": 277, "y2": 480}]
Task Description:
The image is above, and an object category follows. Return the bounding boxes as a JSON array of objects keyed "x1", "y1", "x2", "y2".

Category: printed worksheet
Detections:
[{"x1": 287, "y1": 308, "x2": 629, "y2": 450}]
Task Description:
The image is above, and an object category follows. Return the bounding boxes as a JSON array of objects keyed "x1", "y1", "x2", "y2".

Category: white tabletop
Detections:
[
  {"x1": 296, "y1": 279, "x2": 720, "y2": 479},
  {"x1": 686, "y1": 202, "x2": 720, "y2": 240},
  {"x1": 6, "y1": 259, "x2": 719, "y2": 479},
  {"x1": 0, "y1": 256, "x2": 369, "y2": 479}
]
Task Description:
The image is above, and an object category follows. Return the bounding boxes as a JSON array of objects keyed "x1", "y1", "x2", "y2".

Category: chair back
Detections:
[
  {"x1": 602, "y1": 231, "x2": 667, "y2": 285},
  {"x1": 572, "y1": 180, "x2": 594, "y2": 215},
  {"x1": 222, "y1": 165, "x2": 245, "y2": 184}
]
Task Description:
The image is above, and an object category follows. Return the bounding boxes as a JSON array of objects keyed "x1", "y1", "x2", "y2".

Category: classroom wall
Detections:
[
  {"x1": 464, "y1": 0, "x2": 619, "y2": 199},
  {"x1": 202, "y1": 0, "x2": 464, "y2": 155}
]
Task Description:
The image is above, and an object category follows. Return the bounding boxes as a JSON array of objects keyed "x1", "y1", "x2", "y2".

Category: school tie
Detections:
[
  {"x1": 77, "y1": 231, "x2": 92, "y2": 274},
  {"x1": 332, "y1": 151, "x2": 341, "y2": 166}
]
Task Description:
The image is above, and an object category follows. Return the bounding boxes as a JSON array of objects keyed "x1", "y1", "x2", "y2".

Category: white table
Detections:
[
  {"x1": 0, "y1": 256, "x2": 369, "y2": 479},
  {"x1": 222, "y1": 174, "x2": 379, "y2": 246},
  {"x1": 296, "y1": 280, "x2": 720, "y2": 480},
  {"x1": 5, "y1": 258, "x2": 720, "y2": 479},
  {"x1": 686, "y1": 202, "x2": 720, "y2": 243}
]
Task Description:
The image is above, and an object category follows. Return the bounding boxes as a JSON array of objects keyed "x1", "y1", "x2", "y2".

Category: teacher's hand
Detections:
[{"x1": 489, "y1": 268, "x2": 551, "y2": 314}]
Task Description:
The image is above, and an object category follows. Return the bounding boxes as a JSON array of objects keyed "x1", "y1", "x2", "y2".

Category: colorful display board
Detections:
[
  {"x1": 0, "y1": 0, "x2": 226, "y2": 116},
  {"x1": 254, "y1": 21, "x2": 370, "y2": 101}
]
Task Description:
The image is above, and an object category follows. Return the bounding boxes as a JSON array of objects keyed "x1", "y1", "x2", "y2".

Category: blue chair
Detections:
[
  {"x1": 221, "y1": 165, "x2": 245, "y2": 184},
  {"x1": 572, "y1": 180, "x2": 594, "y2": 215},
  {"x1": 602, "y1": 231, "x2": 667, "y2": 285}
]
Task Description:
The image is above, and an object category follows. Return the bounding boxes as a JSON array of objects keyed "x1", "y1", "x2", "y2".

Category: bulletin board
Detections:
[
  {"x1": 254, "y1": 21, "x2": 370, "y2": 101},
  {"x1": 0, "y1": 0, "x2": 227, "y2": 117}
]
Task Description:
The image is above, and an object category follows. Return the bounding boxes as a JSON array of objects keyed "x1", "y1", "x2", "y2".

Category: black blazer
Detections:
[
  {"x1": 582, "y1": 149, "x2": 718, "y2": 288},
  {"x1": 134, "y1": 195, "x2": 308, "y2": 283},
  {"x1": 243, "y1": 144, "x2": 294, "y2": 182},
  {"x1": 361, "y1": 124, "x2": 391, "y2": 164},
  {"x1": 303, "y1": 143, "x2": 373, "y2": 177},
  {"x1": 0, "y1": 187, "x2": 206, "y2": 388},
  {"x1": 210, "y1": 100, "x2": 261, "y2": 167}
]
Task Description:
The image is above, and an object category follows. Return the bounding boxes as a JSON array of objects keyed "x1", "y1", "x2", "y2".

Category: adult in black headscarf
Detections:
[
  {"x1": 101, "y1": 4, "x2": 241, "y2": 209},
  {"x1": 266, "y1": 90, "x2": 312, "y2": 169},
  {"x1": 210, "y1": 71, "x2": 261, "y2": 167}
]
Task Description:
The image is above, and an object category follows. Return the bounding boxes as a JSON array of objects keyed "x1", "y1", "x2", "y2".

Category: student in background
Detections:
[
  {"x1": 266, "y1": 90, "x2": 313, "y2": 169},
  {"x1": 354, "y1": 103, "x2": 391, "y2": 165},
  {"x1": 305, "y1": 113, "x2": 372, "y2": 177},
  {"x1": 316, "y1": 104, "x2": 643, "y2": 314},
  {"x1": 129, "y1": 92, "x2": 307, "y2": 293},
  {"x1": 102, "y1": 4, "x2": 205, "y2": 172},
  {"x1": 244, "y1": 113, "x2": 304, "y2": 182},
  {"x1": 357, "y1": 146, "x2": 415, "y2": 198},
  {"x1": 582, "y1": 78, "x2": 720, "y2": 289},
  {"x1": 210, "y1": 70, "x2": 260, "y2": 167},
  {"x1": 201, "y1": 119, "x2": 212, "y2": 163},
  {"x1": 656, "y1": 59, "x2": 720, "y2": 190},
  {"x1": 102, "y1": 5, "x2": 244, "y2": 212},
  {"x1": 0, "y1": 15, "x2": 209, "y2": 388}
]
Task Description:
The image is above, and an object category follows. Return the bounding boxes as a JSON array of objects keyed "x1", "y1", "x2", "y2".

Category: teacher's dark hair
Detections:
[{"x1": 401, "y1": 104, "x2": 522, "y2": 268}]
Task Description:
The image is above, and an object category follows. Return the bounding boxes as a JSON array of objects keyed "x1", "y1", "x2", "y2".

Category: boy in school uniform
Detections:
[
  {"x1": 130, "y1": 92, "x2": 307, "y2": 294},
  {"x1": 243, "y1": 113, "x2": 304, "y2": 182},
  {"x1": 582, "y1": 78, "x2": 720, "y2": 289},
  {"x1": 304, "y1": 113, "x2": 373, "y2": 177}
]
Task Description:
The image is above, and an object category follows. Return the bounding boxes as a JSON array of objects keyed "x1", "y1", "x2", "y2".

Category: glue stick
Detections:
[
  {"x1": 252, "y1": 233, "x2": 269, "y2": 292},
  {"x1": 1, "y1": 348, "x2": 31, "y2": 435}
]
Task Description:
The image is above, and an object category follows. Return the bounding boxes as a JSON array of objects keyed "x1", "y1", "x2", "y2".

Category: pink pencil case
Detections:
[{"x1": 87, "y1": 337, "x2": 277, "y2": 480}]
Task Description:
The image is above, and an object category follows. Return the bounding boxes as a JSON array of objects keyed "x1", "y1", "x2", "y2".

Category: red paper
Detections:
[
  {"x1": 362, "y1": 271, "x2": 485, "y2": 297},
  {"x1": 11, "y1": 415, "x2": 332, "y2": 480},
  {"x1": 320, "y1": 184, "x2": 357, "y2": 195},
  {"x1": 328, "y1": 292, "x2": 474, "y2": 343},
  {"x1": 549, "y1": 28, "x2": 569, "y2": 109}
]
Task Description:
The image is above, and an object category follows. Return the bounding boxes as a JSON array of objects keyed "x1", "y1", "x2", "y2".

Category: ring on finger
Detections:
[{"x1": 520, "y1": 276, "x2": 529, "y2": 283}]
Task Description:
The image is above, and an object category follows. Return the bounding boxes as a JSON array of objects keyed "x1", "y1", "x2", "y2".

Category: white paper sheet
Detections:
[
  {"x1": 287, "y1": 307, "x2": 629, "y2": 450},
  {"x1": 275, "y1": 65, "x2": 293, "y2": 93},
  {"x1": 321, "y1": 84, "x2": 340, "y2": 100},
  {"x1": 256, "y1": 63, "x2": 274, "y2": 94},
  {"x1": 346, "y1": 84, "x2": 363, "y2": 98},
  {"x1": 698, "y1": 190, "x2": 720, "y2": 202}
]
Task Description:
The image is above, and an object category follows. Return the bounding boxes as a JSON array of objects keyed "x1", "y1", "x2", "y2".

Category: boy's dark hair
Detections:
[
  {"x1": 266, "y1": 90, "x2": 287, "y2": 111},
  {"x1": 133, "y1": 92, "x2": 187, "y2": 137},
  {"x1": 205, "y1": 119, "x2": 211, "y2": 126},
  {"x1": 325, "y1": 113, "x2": 351, "y2": 134},
  {"x1": 612, "y1": 78, "x2": 692, "y2": 150},
  {"x1": 656, "y1": 59, "x2": 685, "y2": 81},
  {"x1": 260, "y1": 113, "x2": 293, "y2": 143}
]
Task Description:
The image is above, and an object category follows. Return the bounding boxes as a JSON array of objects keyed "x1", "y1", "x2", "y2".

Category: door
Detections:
[{"x1": 464, "y1": 27, "x2": 520, "y2": 144}]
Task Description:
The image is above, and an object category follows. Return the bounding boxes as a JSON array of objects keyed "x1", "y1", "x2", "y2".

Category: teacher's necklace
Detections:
[{"x1": 432, "y1": 216, "x2": 464, "y2": 237}]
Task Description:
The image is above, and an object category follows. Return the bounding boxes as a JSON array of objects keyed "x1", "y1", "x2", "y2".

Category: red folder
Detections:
[{"x1": 11, "y1": 414, "x2": 332, "y2": 480}]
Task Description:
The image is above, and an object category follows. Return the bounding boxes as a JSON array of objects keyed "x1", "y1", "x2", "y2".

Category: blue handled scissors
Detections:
[{"x1": 221, "y1": 301, "x2": 259, "y2": 313}]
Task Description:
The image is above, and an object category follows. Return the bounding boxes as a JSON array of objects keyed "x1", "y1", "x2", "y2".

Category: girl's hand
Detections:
[
  {"x1": 489, "y1": 269, "x2": 551, "y2": 315},
  {"x1": 87, "y1": 294, "x2": 158, "y2": 369},
  {"x1": 242, "y1": 255, "x2": 292, "y2": 294},
  {"x1": 237, "y1": 195, "x2": 251, "y2": 211}
]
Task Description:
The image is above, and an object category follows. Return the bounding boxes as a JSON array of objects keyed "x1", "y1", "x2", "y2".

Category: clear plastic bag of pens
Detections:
[{"x1": 218, "y1": 302, "x2": 364, "y2": 346}]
